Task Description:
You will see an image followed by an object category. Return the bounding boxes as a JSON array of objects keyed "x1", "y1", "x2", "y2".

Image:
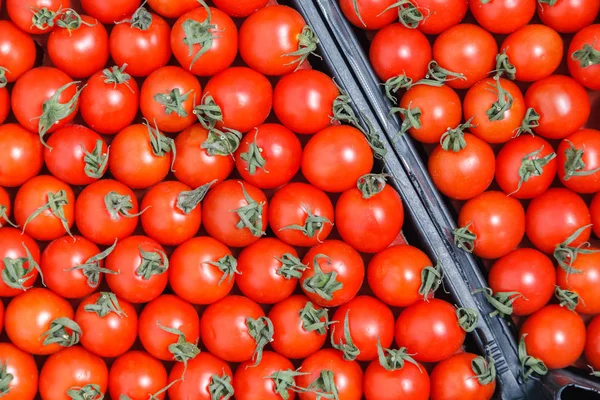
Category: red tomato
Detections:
[
  {"x1": 592, "y1": 192, "x2": 600, "y2": 238},
  {"x1": 138, "y1": 294, "x2": 200, "y2": 361},
  {"x1": 44, "y1": 125, "x2": 108, "y2": 185},
  {"x1": 557, "y1": 250, "x2": 600, "y2": 315},
  {"x1": 537, "y1": 0, "x2": 600, "y2": 33},
  {"x1": 432, "y1": 24, "x2": 497, "y2": 89},
  {"x1": 0, "y1": 86, "x2": 8, "y2": 124},
  {"x1": 105, "y1": 236, "x2": 169, "y2": 304},
  {"x1": 213, "y1": 0, "x2": 268, "y2": 17},
  {"x1": 0, "y1": 343, "x2": 38, "y2": 400},
  {"x1": 0, "y1": 20, "x2": 37, "y2": 82},
  {"x1": 526, "y1": 188, "x2": 591, "y2": 254},
  {"x1": 169, "y1": 236, "x2": 235, "y2": 305},
  {"x1": 568, "y1": 25, "x2": 600, "y2": 90},
  {"x1": 234, "y1": 351, "x2": 297, "y2": 400},
  {"x1": 147, "y1": 0, "x2": 199, "y2": 18},
  {"x1": 109, "y1": 351, "x2": 168, "y2": 400},
  {"x1": 236, "y1": 124, "x2": 302, "y2": 189},
  {"x1": 395, "y1": 299, "x2": 466, "y2": 363},
  {"x1": 171, "y1": 4, "x2": 237, "y2": 76},
  {"x1": 0, "y1": 228, "x2": 40, "y2": 297},
  {"x1": 339, "y1": 0, "x2": 398, "y2": 29},
  {"x1": 0, "y1": 299, "x2": 3, "y2": 334},
  {"x1": 14, "y1": 175, "x2": 75, "y2": 241},
  {"x1": 81, "y1": 0, "x2": 141, "y2": 24},
  {"x1": 525, "y1": 75, "x2": 590, "y2": 140},
  {"x1": 520, "y1": 305, "x2": 586, "y2": 369},
  {"x1": 585, "y1": 315, "x2": 600, "y2": 370},
  {"x1": 167, "y1": 353, "x2": 233, "y2": 400},
  {"x1": 413, "y1": 0, "x2": 468, "y2": 34},
  {"x1": 557, "y1": 129, "x2": 600, "y2": 193},
  {"x1": 0, "y1": 186, "x2": 12, "y2": 227},
  {"x1": 430, "y1": 353, "x2": 496, "y2": 400},
  {"x1": 0, "y1": 124, "x2": 43, "y2": 187},
  {"x1": 495, "y1": 135, "x2": 557, "y2": 199},
  {"x1": 300, "y1": 240, "x2": 365, "y2": 307},
  {"x1": 6, "y1": 0, "x2": 68, "y2": 34},
  {"x1": 202, "y1": 180, "x2": 268, "y2": 248},
  {"x1": 80, "y1": 65, "x2": 140, "y2": 134},
  {"x1": 470, "y1": 0, "x2": 535, "y2": 33},
  {"x1": 364, "y1": 351, "x2": 429, "y2": 400}
]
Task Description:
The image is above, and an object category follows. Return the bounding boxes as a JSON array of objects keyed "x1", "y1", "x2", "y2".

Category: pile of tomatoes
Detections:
[{"x1": 340, "y1": 0, "x2": 600, "y2": 389}]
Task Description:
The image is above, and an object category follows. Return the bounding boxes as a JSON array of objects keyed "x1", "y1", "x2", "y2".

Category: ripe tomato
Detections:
[
  {"x1": 0, "y1": 343, "x2": 38, "y2": 400},
  {"x1": 339, "y1": 0, "x2": 398, "y2": 29},
  {"x1": 413, "y1": 0, "x2": 468, "y2": 34},
  {"x1": 520, "y1": 305, "x2": 586, "y2": 369},
  {"x1": 557, "y1": 129, "x2": 600, "y2": 193},
  {"x1": 395, "y1": 299, "x2": 466, "y2": 363},
  {"x1": 109, "y1": 123, "x2": 173, "y2": 189},
  {"x1": 430, "y1": 353, "x2": 496, "y2": 400},
  {"x1": 0, "y1": 21, "x2": 36, "y2": 82},
  {"x1": 269, "y1": 295, "x2": 329, "y2": 359},
  {"x1": 76, "y1": 179, "x2": 142, "y2": 245},
  {"x1": 239, "y1": 5, "x2": 314, "y2": 76},
  {"x1": 0, "y1": 124, "x2": 43, "y2": 187},
  {"x1": 489, "y1": 248, "x2": 556, "y2": 316},
  {"x1": 109, "y1": 7, "x2": 171, "y2": 77},
  {"x1": 364, "y1": 349, "x2": 429, "y2": 400},
  {"x1": 80, "y1": 65, "x2": 140, "y2": 134},
  {"x1": 300, "y1": 240, "x2": 365, "y2": 307},
  {"x1": 202, "y1": 180, "x2": 268, "y2": 248},
  {"x1": 525, "y1": 75, "x2": 590, "y2": 140},
  {"x1": 470, "y1": 0, "x2": 535, "y2": 33},
  {"x1": 0, "y1": 85, "x2": 8, "y2": 125},
  {"x1": 39, "y1": 346, "x2": 108, "y2": 400},
  {"x1": 147, "y1": 0, "x2": 199, "y2": 18},
  {"x1": 296, "y1": 349, "x2": 363, "y2": 400},
  {"x1": 537, "y1": 0, "x2": 600, "y2": 33},
  {"x1": 105, "y1": 236, "x2": 169, "y2": 304},
  {"x1": 233, "y1": 351, "x2": 297, "y2": 400},
  {"x1": 0, "y1": 186, "x2": 12, "y2": 227},
  {"x1": 0, "y1": 299, "x2": 3, "y2": 333},
  {"x1": 592, "y1": 192, "x2": 600, "y2": 238},
  {"x1": 6, "y1": 0, "x2": 68, "y2": 34},
  {"x1": 526, "y1": 188, "x2": 591, "y2": 254},
  {"x1": 432, "y1": 24, "x2": 497, "y2": 89},
  {"x1": 5, "y1": 288, "x2": 77, "y2": 355},
  {"x1": 213, "y1": 0, "x2": 268, "y2": 17},
  {"x1": 44, "y1": 125, "x2": 108, "y2": 185},
  {"x1": 0, "y1": 228, "x2": 40, "y2": 297},
  {"x1": 568, "y1": 25, "x2": 600, "y2": 90},
  {"x1": 169, "y1": 236, "x2": 235, "y2": 305},
  {"x1": 81, "y1": 0, "x2": 141, "y2": 24},
  {"x1": 495, "y1": 135, "x2": 557, "y2": 199},
  {"x1": 557, "y1": 250, "x2": 600, "y2": 315},
  {"x1": 14, "y1": 175, "x2": 75, "y2": 241},
  {"x1": 236, "y1": 124, "x2": 302, "y2": 189},
  {"x1": 138, "y1": 294, "x2": 200, "y2": 361},
  {"x1": 171, "y1": 4, "x2": 237, "y2": 76},
  {"x1": 585, "y1": 315, "x2": 600, "y2": 370},
  {"x1": 109, "y1": 351, "x2": 168, "y2": 400},
  {"x1": 200, "y1": 295, "x2": 270, "y2": 363},
  {"x1": 167, "y1": 353, "x2": 233, "y2": 400}
]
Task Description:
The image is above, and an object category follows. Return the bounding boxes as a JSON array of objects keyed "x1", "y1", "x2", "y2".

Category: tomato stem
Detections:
[
  {"x1": 376, "y1": 339, "x2": 422, "y2": 372},
  {"x1": 144, "y1": 119, "x2": 176, "y2": 171},
  {"x1": 282, "y1": 26, "x2": 321, "y2": 71},
  {"x1": 485, "y1": 77, "x2": 513, "y2": 121},
  {"x1": 157, "y1": 322, "x2": 200, "y2": 379},
  {"x1": 103, "y1": 64, "x2": 133, "y2": 90},
  {"x1": 1, "y1": 242, "x2": 43, "y2": 291},
  {"x1": 104, "y1": 192, "x2": 146, "y2": 220},
  {"x1": 330, "y1": 310, "x2": 360, "y2": 361},
  {"x1": 205, "y1": 254, "x2": 239, "y2": 286},
  {"x1": 516, "y1": 107, "x2": 540, "y2": 137},
  {"x1": 275, "y1": 253, "x2": 308, "y2": 279},
  {"x1": 31, "y1": 6, "x2": 60, "y2": 31},
  {"x1": 297, "y1": 370, "x2": 339, "y2": 399},
  {"x1": 390, "y1": 101, "x2": 422, "y2": 136},
  {"x1": 229, "y1": 182, "x2": 265, "y2": 237},
  {"x1": 302, "y1": 254, "x2": 342, "y2": 301},
  {"x1": 37, "y1": 81, "x2": 84, "y2": 150},
  {"x1": 201, "y1": 127, "x2": 242, "y2": 156},
  {"x1": 350, "y1": 0, "x2": 367, "y2": 27},
  {"x1": 299, "y1": 301, "x2": 332, "y2": 335},
  {"x1": 554, "y1": 285, "x2": 582, "y2": 312},
  {"x1": 56, "y1": 9, "x2": 96, "y2": 33},
  {"x1": 84, "y1": 292, "x2": 126, "y2": 318},
  {"x1": 494, "y1": 50, "x2": 516, "y2": 80},
  {"x1": 83, "y1": 140, "x2": 109, "y2": 179},
  {"x1": 194, "y1": 94, "x2": 223, "y2": 130},
  {"x1": 0, "y1": 204, "x2": 18, "y2": 228},
  {"x1": 456, "y1": 307, "x2": 479, "y2": 333},
  {"x1": 379, "y1": 0, "x2": 425, "y2": 29},
  {"x1": 116, "y1": 3, "x2": 153, "y2": 31},
  {"x1": 589, "y1": 366, "x2": 600, "y2": 378},
  {"x1": 209, "y1": 372, "x2": 235, "y2": 400},
  {"x1": 181, "y1": 1, "x2": 221, "y2": 70},
  {"x1": 383, "y1": 73, "x2": 413, "y2": 103},
  {"x1": 246, "y1": 316, "x2": 274, "y2": 367},
  {"x1": 266, "y1": 369, "x2": 310, "y2": 399},
  {"x1": 354, "y1": 111, "x2": 387, "y2": 160},
  {"x1": 280, "y1": 206, "x2": 332, "y2": 240},
  {"x1": 357, "y1": 173, "x2": 387, "y2": 199},
  {"x1": 418, "y1": 262, "x2": 443, "y2": 300},
  {"x1": 563, "y1": 139, "x2": 600, "y2": 181},
  {"x1": 472, "y1": 287, "x2": 525, "y2": 318},
  {"x1": 177, "y1": 179, "x2": 217, "y2": 214},
  {"x1": 425, "y1": 61, "x2": 466, "y2": 84},
  {"x1": 332, "y1": 85, "x2": 360, "y2": 127},
  {"x1": 470, "y1": 356, "x2": 496, "y2": 385},
  {"x1": 65, "y1": 240, "x2": 118, "y2": 288},
  {"x1": 136, "y1": 248, "x2": 169, "y2": 280},
  {"x1": 0, "y1": 67, "x2": 8, "y2": 89},
  {"x1": 0, "y1": 363, "x2": 13, "y2": 397},
  {"x1": 518, "y1": 335, "x2": 548, "y2": 381},
  {"x1": 240, "y1": 129, "x2": 268, "y2": 175},
  {"x1": 452, "y1": 222, "x2": 476, "y2": 252},
  {"x1": 509, "y1": 146, "x2": 556, "y2": 196},
  {"x1": 66, "y1": 384, "x2": 104, "y2": 400},
  {"x1": 553, "y1": 224, "x2": 597, "y2": 277},
  {"x1": 22, "y1": 190, "x2": 74, "y2": 239},
  {"x1": 440, "y1": 118, "x2": 475, "y2": 152},
  {"x1": 155, "y1": 88, "x2": 193, "y2": 117},
  {"x1": 572, "y1": 43, "x2": 600, "y2": 67},
  {"x1": 39, "y1": 317, "x2": 82, "y2": 348}
]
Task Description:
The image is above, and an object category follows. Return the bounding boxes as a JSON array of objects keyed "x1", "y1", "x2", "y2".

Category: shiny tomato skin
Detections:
[
  {"x1": 81, "y1": 0, "x2": 141, "y2": 24},
  {"x1": 585, "y1": 315, "x2": 600, "y2": 370},
  {"x1": 526, "y1": 188, "x2": 591, "y2": 254},
  {"x1": 339, "y1": 0, "x2": 398, "y2": 29},
  {"x1": 520, "y1": 305, "x2": 586, "y2": 369},
  {"x1": 0, "y1": 299, "x2": 3, "y2": 334},
  {"x1": 430, "y1": 352, "x2": 496, "y2": 400},
  {"x1": 147, "y1": 0, "x2": 199, "y2": 18},
  {"x1": 0, "y1": 343, "x2": 38, "y2": 400},
  {"x1": 0, "y1": 87, "x2": 8, "y2": 124},
  {"x1": 470, "y1": 0, "x2": 535, "y2": 33},
  {"x1": 169, "y1": 236, "x2": 235, "y2": 305},
  {"x1": 364, "y1": 357, "x2": 429, "y2": 400},
  {"x1": 0, "y1": 20, "x2": 37, "y2": 82},
  {"x1": 6, "y1": 0, "x2": 68, "y2": 34},
  {"x1": 557, "y1": 129, "x2": 600, "y2": 193},
  {"x1": 592, "y1": 192, "x2": 600, "y2": 238},
  {"x1": 489, "y1": 248, "x2": 556, "y2": 316},
  {"x1": 234, "y1": 351, "x2": 296, "y2": 400},
  {"x1": 0, "y1": 124, "x2": 44, "y2": 187},
  {"x1": 0, "y1": 186, "x2": 11, "y2": 227},
  {"x1": 213, "y1": 0, "x2": 268, "y2": 17},
  {"x1": 537, "y1": 0, "x2": 600, "y2": 33},
  {"x1": 568, "y1": 25, "x2": 600, "y2": 90},
  {"x1": 0, "y1": 228, "x2": 41, "y2": 297},
  {"x1": 168, "y1": 353, "x2": 233, "y2": 400},
  {"x1": 557, "y1": 251, "x2": 600, "y2": 314},
  {"x1": 109, "y1": 351, "x2": 168, "y2": 400},
  {"x1": 414, "y1": 0, "x2": 468, "y2": 34}
]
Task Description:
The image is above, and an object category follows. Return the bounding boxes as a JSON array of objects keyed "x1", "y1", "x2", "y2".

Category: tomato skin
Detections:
[
  {"x1": 364, "y1": 357, "x2": 429, "y2": 400},
  {"x1": 489, "y1": 248, "x2": 556, "y2": 316},
  {"x1": 213, "y1": 0, "x2": 268, "y2": 17},
  {"x1": 395, "y1": 299, "x2": 466, "y2": 363},
  {"x1": 300, "y1": 240, "x2": 365, "y2": 307},
  {"x1": 557, "y1": 129, "x2": 600, "y2": 193},
  {"x1": 370, "y1": 23, "x2": 431, "y2": 83},
  {"x1": 428, "y1": 133, "x2": 495, "y2": 200},
  {"x1": 432, "y1": 24, "x2": 497, "y2": 89},
  {"x1": 234, "y1": 351, "x2": 296, "y2": 400},
  {"x1": 0, "y1": 87, "x2": 8, "y2": 125},
  {"x1": 5, "y1": 288, "x2": 74, "y2": 355},
  {"x1": 105, "y1": 236, "x2": 169, "y2": 304},
  {"x1": 109, "y1": 351, "x2": 168, "y2": 400},
  {"x1": 138, "y1": 294, "x2": 200, "y2": 361},
  {"x1": 168, "y1": 353, "x2": 233, "y2": 400},
  {"x1": 169, "y1": 236, "x2": 235, "y2": 305},
  {"x1": 171, "y1": 6, "x2": 237, "y2": 76},
  {"x1": 413, "y1": 0, "x2": 468, "y2": 34},
  {"x1": 0, "y1": 343, "x2": 38, "y2": 400},
  {"x1": 147, "y1": 0, "x2": 199, "y2": 18},
  {"x1": 568, "y1": 25, "x2": 600, "y2": 90},
  {"x1": 0, "y1": 124, "x2": 44, "y2": 187},
  {"x1": 81, "y1": 0, "x2": 141, "y2": 24},
  {"x1": 495, "y1": 135, "x2": 557, "y2": 199},
  {"x1": 0, "y1": 228, "x2": 41, "y2": 297},
  {"x1": 520, "y1": 305, "x2": 586, "y2": 369},
  {"x1": 526, "y1": 188, "x2": 591, "y2": 254},
  {"x1": 75, "y1": 292, "x2": 138, "y2": 358},
  {"x1": 585, "y1": 316, "x2": 600, "y2": 370},
  {"x1": 537, "y1": 0, "x2": 600, "y2": 33},
  {"x1": 339, "y1": 0, "x2": 398, "y2": 29},
  {"x1": 557, "y1": 251, "x2": 600, "y2": 314},
  {"x1": 592, "y1": 192, "x2": 600, "y2": 238},
  {"x1": 0, "y1": 186, "x2": 11, "y2": 227},
  {"x1": 430, "y1": 353, "x2": 496, "y2": 400},
  {"x1": 0, "y1": 21, "x2": 37, "y2": 82},
  {"x1": 6, "y1": 0, "x2": 69, "y2": 34},
  {"x1": 470, "y1": 0, "x2": 535, "y2": 33},
  {"x1": 0, "y1": 299, "x2": 3, "y2": 334}
]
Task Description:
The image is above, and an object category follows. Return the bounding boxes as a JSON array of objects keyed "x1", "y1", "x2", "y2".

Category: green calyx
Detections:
[
  {"x1": 266, "y1": 369, "x2": 309, "y2": 400},
  {"x1": 206, "y1": 254, "x2": 239, "y2": 286},
  {"x1": 116, "y1": 4, "x2": 153, "y2": 30},
  {"x1": 279, "y1": 204, "x2": 332, "y2": 241},
  {"x1": 154, "y1": 88, "x2": 193, "y2": 117},
  {"x1": 555, "y1": 285, "x2": 582, "y2": 312},
  {"x1": 229, "y1": 182, "x2": 265, "y2": 237},
  {"x1": 181, "y1": 1, "x2": 221, "y2": 70},
  {"x1": 572, "y1": 43, "x2": 600, "y2": 68},
  {"x1": 38, "y1": 81, "x2": 84, "y2": 149},
  {"x1": 390, "y1": 101, "x2": 422, "y2": 136},
  {"x1": 355, "y1": 110, "x2": 387, "y2": 160},
  {"x1": 357, "y1": 173, "x2": 387, "y2": 199},
  {"x1": 589, "y1": 366, "x2": 600, "y2": 377},
  {"x1": 516, "y1": 107, "x2": 540, "y2": 137},
  {"x1": 83, "y1": 140, "x2": 109, "y2": 179},
  {"x1": 299, "y1": 370, "x2": 339, "y2": 400},
  {"x1": 1, "y1": 242, "x2": 44, "y2": 291},
  {"x1": 380, "y1": 0, "x2": 425, "y2": 28},
  {"x1": 471, "y1": 356, "x2": 497, "y2": 386},
  {"x1": 486, "y1": 78, "x2": 513, "y2": 121},
  {"x1": 509, "y1": 146, "x2": 556, "y2": 196},
  {"x1": 176, "y1": 179, "x2": 217, "y2": 214},
  {"x1": 283, "y1": 25, "x2": 321, "y2": 71},
  {"x1": 240, "y1": 129, "x2": 267, "y2": 175},
  {"x1": 383, "y1": 74, "x2": 412, "y2": 103},
  {"x1": 246, "y1": 316, "x2": 274, "y2": 367},
  {"x1": 553, "y1": 224, "x2": 597, "y2": 276},
  {"x1": 562, "y1": 139, "x2": 600, "y2": 181},
  {"x1": 456, "y1": 307, "x2": 479, "y2": 332},
  {"x1": 377, "y1": 339, "x2": 421, "y2": 372},
  {"x1": 209, "y1": 372, "x2": 235, "y2": 400},
  {"x1": 194, "y1": 94, "x2": 222, "y2": 130},
  {"x1": 31, "y1": 6, "x2": 60, "y2": 31},
  {"x1": 440, "y1": 117, "x2": 475, "y2": 152},
  {"x1": 0, "y1": 362, "x2": 14, "y2": 397},
  {"x1": 0, "y1": 67, "x2": 9, "y2": 89},
  {"x1": 0, "y1": 204, "x2": 17, "y2": 228},
  {"x1": 201, "y1": 127, "x2": 242, "y2": 156},
  {"x1": 472, "y1": 287, "x2": 525, "y2": 318},
  {"x1": 418, "y1": 262, "x2": 443, "y2": 300},
  {"x1": 302, "y1": 254, "x2": 342, "y2": 302},
  {"x1": 331, "y1": 84, "x2": 360, "y2": 127},
  {"x1": 40, "y1": 317, "x2": 82, "y2": 348},
  {"x1": 519, "y1": 335, "x2": 548, "y2": 381},
  {"x1": 157, "y1": 322, "x2": 200, "y2": 378},
  {"x1": 494, "y1": 50, "x2": 516, "y2": 80},
  {"x1": 144, "y1": 120, "x2": 176, "y2": 171},
  {"x1": 66, "y1": 384, "x2": 104, "y2": 400},
  {"x1": 275, "y1": 253, "x2": 308, "y2": 279},
  {"x1": 426, "y1": 60, "x2": 466, "y2": 85},
  {"x1": 330, "y1": 310, "x2": 360, "y2": 361},
  {"x1": 350, "y1": 0, "x2": 367, "y2": 26},
  {"x1": 22, "y1": 190, "x2": 73, "y2": 239},
  {"x1": 103, "y1": 64, "x2": 132, "y2": 87},
  {"x1": 84, "y1": 292, "x2": 126, "y2": 318},
  {"x1": 104, "y1": 191, "x2": 145, "y2": 220},
  {"x1": 56, "y1": 9, "x2": 95, "y2": 33},
  {"x1": 65, "y1": 240, "x2": 118, "y2": 288},
  {"x1": 452, "y1": 222, "x2": 476, "y2": 253},
  {"x1": 299, "y1": 301, "x2": 331, "y2": 335},
  {"x1": 136, "y1": 247, "x2": 169, "y2": 280}
]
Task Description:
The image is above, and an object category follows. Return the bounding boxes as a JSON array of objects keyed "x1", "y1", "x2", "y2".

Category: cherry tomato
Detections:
[
  {"x1": 339, "y1": 0, "x2": 398, "y2": 29},
  {"x1": 168, "y1": 353, "x2": 233, "y2": 400},
  {"x1": 81, "y1": 0, "x2": 141, "y2": 24},
  {"x1": 591, "y1": 192, "x2": 600, "y2": 238},
  {"x1": 430, "y1": 353, "x2": 496, "y2": 400},
  {"x1": 0, "y1": 343, "x2": 38, "y2": 400},
  {"x1": 0, "y1": 124, "x2": 43, "y2": 187},
  {"x1": 364, "y1": 352, "x2": 429, "y2": 400},
  {"x1": 0, "y1": 228, "x2": 40, "y2": 297},
  {"x1": 6, "y1": 0, "x2": 68, "y2": 34},
  {"x1": 413, "y1": 0, "x2": 468, "y2": 34},
  {"x1": 0, "y1": 20, "x2": 37, "y2": 82},
  {"x1": 557, "y1": 129, "x2": 600, "y2": 193},
  {"x1": 109, "y1": 351, "x2": 168, "y2": 400},
  {"x1": 147, "y1": 0, "x2": 199, "y2": 18},
  {"x1": 0, "y1": 86, "x2": 8, "y2": 124},
  {"x1": 0, "y1": 186, "x2": 11, "y2": 227},
  {"x1": 234, "y1": 351, "x2": 297, "y2": 400},
  {"x1": 557, "y1": 250, "x2": 600, "y2": 315},
  {"x1": 568, "y1": 25, "x2": 600, "y2": 90},
  {"x1": 537, "y1": 0, "x2": 600, "y2": 33},
  {"x1": 213, "y1": 0, "x2": 268, "y2": 17},
  {"x1": 470, "y1": 0, "x2": 535, "y2": 33},
  {"x1": 585, "y1": 315, "x2": 600, "y2": 370},
  {"x1": 0, "y1": 299, "x2": 3, "y2": 334}
]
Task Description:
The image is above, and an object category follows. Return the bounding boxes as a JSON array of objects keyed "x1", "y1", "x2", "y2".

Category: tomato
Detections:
[
  {"x1": 0, "y1": 186, "x2": 12, "y2": 227},
  {"x1": 147, "y1": 0, "x2": 199, "y2": 18},
  {"x1": 14, "y1": 175, "x2": 75, "y2": 241},
  {"x1": 138, "y1": 294, "x2": 200, "y2": 361},
  {"x1": 470, "y1": 0, "x2": 535, "y2": 33},
  {"x1": 0, "y1": 299, "x2": 3, "y2": 334},
  {"x1": 557, "y1": 250, "x2": 600, "y2": 315},
  {"x1": 236, "y1": 124, "x2": 302, "y2": 189},
  {"x1": 109, "y1": 6, "x2": 171, "y2": 77},
  {"x1": 520, "y1": 305, "x2": 586, "y2": 369},
  {"x1": 525, "y1": 75, "x2": 590, "y2": 140},
  {"x1": 169, "y1": 236, "x2": 235, "y2": 305},
  {"x1": 269, "y1": 295, "x2": 329, "y2": 359},
  {"x1": 0, "y1": 343, "x2": 38, "y2": 400},
  {"x1": 202, "y1": 179, "x2": 268, "y2": 248},
  {"x1": 6, "y1": 0, "x2": 68, "y2": 34},
  {"x1": 0, "y1": 21, "x2": 36, "y2": 82},
  {"x1": 199, "y1": 67, "x2": 272, "y2": 134},
  {"x1": 489, "y1": 248, "x2": 556, "y2": 316},
  {"x1": 81, "y1": 0, "x2": 141, "y2": 24},
  {"x1": 0, "y1": 86, "x2": 8, "y2": 125},
  {"x1": 80, "y1": 65, "x2": 140, "y2": 134},
  {"x1": 5, "y1": 288, "x2": 77, "y2": 355},
  {"x1": 364, "y1": 349, "x2": 429, "y2": 400},
  {"x1": 167, "y1": 353, "x2": 233, "y2": 400},
  {"x1": 568, "y1": 25, "x2": 600, "y2": 90},
  {"x1": 300, "y1": 240, "x2": 365, "y2": 307},
  {"x1": 0, "y1": 228, "x2": 40, "y2": 297},
  {"x1": 105, "y1": 236, "x2": 169, "y2": 304},
  {"x1": 234, "y1": 351, "x2": 297, "y2": 400},
  {"x1": 76, "y1": 179, "x2": 142, "y2": 245},
  {"x1": 109, "y1": 123, "x2": 173, "y2": 189},
  {"x1": 213, "y1": 0, "x2": 268, "y2": 17},
  {"x1": 44, "y1": 125, "x2": 109, "y2": 185},
  {"x1": 109, "y1": 351, "x2": 168, "y2": 400},
  {"x1": 585, "y1": 315, "x2": 600, "y2": 370},
  {"x1": 171, "y1": 4, "x2": 237, "y2": 76},
  {"x1": 237, "y1": 238, "x2": 303, "y2": 304},
  {"x1": 526, "y1": 188, "x2": 591, "y2": 254},
  {"x1": 200, "y1": 295, "x2": 270, "y2": 363},
  {"x1": 0, "y1": 124, "x2": 43, "y2": 187},
  {"x1": 296, "y1": 349, "x2": 363, "y2": 400},
  {"x1": 592, "y1": 192, "x2": 600, "y2": 238},
  {"x1": 537, "y1": 0, "x2": 600, "y2": 33},
  {"x1": 495, "y1": 135, "x2": 557, "y2": 199},
  {"x1": 413, "y1": 0, "x2": 468, "y2": 34},
  {"x1": 432, "y1": 24, "x2": 497, "y2": 89},
  {"x1": 395, "y1": 299, "x2": 466, "y2": 363},
  {"x1": 557, "y1": 129, "x2": 600, "y2": 193},
  {"x1": 39, "y1": 346, "x2": 108, "y2": 400},
  {"x1": 339, "y1": 0, "x2": 398, "y2": 29},
  {"x1": 239, "y1": 5, "x2": 315, "y2": 76},
  {"x1": 430, "y1": 353, "x2": 496, "y2": 400}
]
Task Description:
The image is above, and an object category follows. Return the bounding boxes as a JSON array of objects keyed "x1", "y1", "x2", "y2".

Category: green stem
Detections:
[
  {"x1": 456, "y1": 307, "x2": 479, "y2": 332},
  {"x1": 554, "y1": 285, "x2": 582, "y2": 312},
  {"x1": 1, "y1": 242, "x2": 43, "y2": 291},
  {"x1": 572, "y1": 43, "x2": 600, "y2": 67},
  {"x1": 136, "y1": 248, "x2": 169, "y2": 280},
  {"x1": 519, "y1": 335, "x2": 548, "y2": 381},
  {"x1": 418, "y1": 262, "x2": 443, "y2": 300},
  {"x1": 157, "y1": 323, "x2": 200, "y2": 379},
  {"x1": 201, "y1": 127, "x2": 242, "y2": 156},
  {"x1": 485, "y1": 78, "x2": 513, "y2": 121},
  {"x1": 378, "y1": 0, "x2": 425, "y2": 29},
  {"x1": 494, "y1": 50, "x2": 516, "y2": 80},
  {"x1": 426, "y1": 61, "x2": 466, "y2": 84},
  {"x1": 64, "y1": 240, "x2": 118, "y2": 288},
  {"x1": 440, "y1": 117, "x2": 475, "y2": 152},
  {"x1": 452, "y1": 222, "x2": 476, "y2": 253},
  {"x1": 508, "y1": 146, "x2": 556, "y2": 196},
  {"x1": 470, "y1": 356, "x2": 496, "y2": 385},
  {"x1": 515, "y1": 108, "x2": 539, "y2": 137},
  {"x1": 299, "y1": 302, "x2": 331, "y2": 335},
  {"x1": 330, "y1": 310, "x2": 360, "y2": 361},
  {"x1": 553, "y1": 224, "x2": 597, "y2": 277},
  {"x1": 144, "y1": 119, "x2": 176, "y2": 172},
  {"x1": 181, "y1": 1, "x2": 222, "y2": 69},
  {"x1": 82, "y1": 140, "x2": 109, "y2": 179},
  {"x1": 390, "y1": 102, "x2": 422, "y2": 136},
  {"x1": 282, "y1": 26, "x2": 321, "y2": 71},
  {"x1": 302, "y1": 254, "x2": 342, "y2": 301},
  {"x1": 240, "y1": 129, "x2": 267, "y2": 175},
  {"x1": 66, "y1": 384, "x2": 104, "y2": 400},
  {"x1": 472, "y1": 287, "x2": 525, "y2": 318},
  {"x1": 83, "y1": 292, "x2": 126, "y2": 318},
  {"x1": 246, "y1": 316, "x2": 274, "y2": 367},
  {"x1": 22, "y1": 190, "x2": 73, "y2": 239},
  {"x1": 376, "y1": 339, "x2": 421, "y2": 372},
  {"x1": 205, "y1": 254, "x2": 239, "y2": 285},
  {"x1": 40, "y1": 317, "x2": 81, "y2": 348},
  {"x1": 38, "y1": 82, "x2": 84, "y2": 149},
  {"x1": 562, "y1": 139, "x2": 600, "y2": 181},
  {"x1": 229, "y1": 182, "x2": 265, "y2": 238},
  {"x1": 275, "y1": 253, "x2": 308, "y2": 279},
  {"x1": 357, "y1": 173, "x2": 387, "y2": 199},
  {"x1": 176, "y1": 179, "x2": 217, "y2": 214}
]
